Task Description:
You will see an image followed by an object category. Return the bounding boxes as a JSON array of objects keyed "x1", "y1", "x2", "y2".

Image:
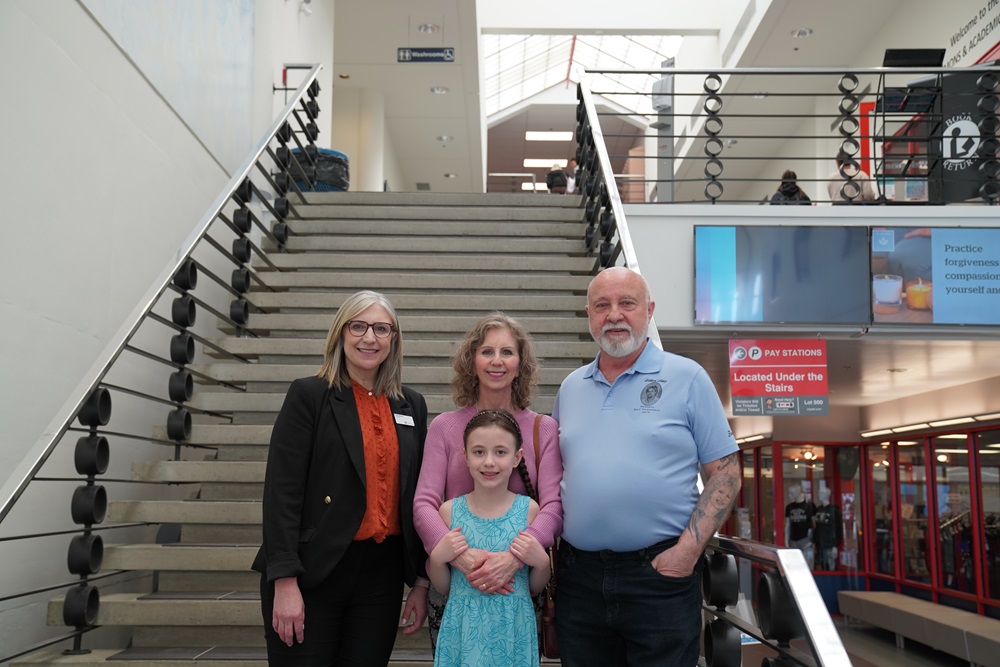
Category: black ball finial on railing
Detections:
[{"x1": 65, "y1": 387, "x2": 113, "y2": 647}]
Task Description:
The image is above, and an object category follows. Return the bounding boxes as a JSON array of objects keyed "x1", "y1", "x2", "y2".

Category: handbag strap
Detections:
[{"x1": 531, "y1": 413, "x2": 559, "y2": 591}]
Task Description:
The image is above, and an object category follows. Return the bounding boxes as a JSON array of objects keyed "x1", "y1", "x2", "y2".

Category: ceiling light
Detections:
[
  {"x1": 881, "y1": 460, "x2": 890, "y2": 466},
  {"x1": 791, "y1": 27, "x2": 814, "y2": 38},
  {"x1": 937, "y1": 454, "x2": 950, "y2": 463},
  {"x1": 897, "y1": 441, "x2": 918, "y2": 446},
  {"x1": 974, "y1": 412, "x2": 1000, "y2": 421},
  {"x1": 860, "y1": 428, "x2": 893, "y2": 438},
  {"x1": 339, "y1": 73, "x2": 350, "y2": 79},
  {"x1": 524, "y1": 158, "x2": 567, "y2": 168},
  {"x1": 887, "y1": 368, "x2": 908, "y2": 373},
  {"x1": 522, "y1": 182, "x2": 547, "y2": 191},
  {"x1": 929, "y1": 417, "x2": 976, "y2": 427},
  {"x1": 936, "y1": 434, "x2": 969, "y2": 440},
  {"x1": 802, "y1": 449, "x2": 815, "y2": 460},
  {"x1": 743, "y1": 433, "x2": 769, "y2": 442},
  {"x1": 937, "y1": 448, "x2": 972, "y2": 454},
  {"x1": 525, "y1": 131, "x2": 574, "y2": 142},
  {"x1": 418, "y1": 23, "x2": 440, "y2": 33},
  {"x1": 436, "y1": 135, "x2": 453, "y2": 142},
  {"x1": 754, "y1": 92, "x2": 768, "y2": 100},
  {"x1": 430, "y1": 86, "x2": 449, "y2": 95},
  {"x1": 724, "y1": 138, "x2": 738, "y2": 147},
  {"x1": 891, "y1": 423, "x2": 930, "y2": 433},
  {"x1": 443, "y1": 173, "x2": 456, "y2": 179}
]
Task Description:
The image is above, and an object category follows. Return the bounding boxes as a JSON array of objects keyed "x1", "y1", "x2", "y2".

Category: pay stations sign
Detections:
[{"x1": 729, "y1": 339, "x2": 829, "y2": 416}]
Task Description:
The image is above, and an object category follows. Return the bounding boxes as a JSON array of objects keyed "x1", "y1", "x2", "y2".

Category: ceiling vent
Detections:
[{"x1": 416, "y1": 182, "x2": 431, "y2": 191}]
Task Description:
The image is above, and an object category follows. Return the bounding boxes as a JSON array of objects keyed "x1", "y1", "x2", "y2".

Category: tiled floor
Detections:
[{"x1": 738, "y1": 618, "x2": 973, "y2": 666}]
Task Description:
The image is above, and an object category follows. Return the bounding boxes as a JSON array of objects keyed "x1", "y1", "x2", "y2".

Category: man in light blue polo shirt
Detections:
[{"x1": 553, "y1": 267, "x2": 741, "y2": 667}]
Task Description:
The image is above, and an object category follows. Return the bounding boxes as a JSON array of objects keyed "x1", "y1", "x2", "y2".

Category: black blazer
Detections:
[{"x1": 252, "y1": 375, "x2": 428, "y2": 589}]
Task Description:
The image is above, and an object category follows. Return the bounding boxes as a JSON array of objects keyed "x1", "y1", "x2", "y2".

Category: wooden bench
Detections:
[{"x1": 838, "y1": 591, "x2": 1000, "y2": 667}]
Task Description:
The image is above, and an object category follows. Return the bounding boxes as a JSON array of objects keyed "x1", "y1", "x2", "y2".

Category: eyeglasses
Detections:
[{"x1": 345, "y1": 320, "x2": 395, "y2": 338}]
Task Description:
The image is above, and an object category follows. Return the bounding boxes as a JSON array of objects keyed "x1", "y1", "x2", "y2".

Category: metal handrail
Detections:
[
  {"x1": 576, "y1": 64, "x2": 1000, "y2": 206},
  {"x1": 487, "y1": 172, "x2": 540, "y2": 191},
  {"x1": 706, "y1": 535, "x2": 853, "y2": 666},
  {"x1": 0, "y1": 65, "x2": 322, "y2": 526},
  {"x1": 575, "y1": 70, "x2": 661, "y2": 346}
]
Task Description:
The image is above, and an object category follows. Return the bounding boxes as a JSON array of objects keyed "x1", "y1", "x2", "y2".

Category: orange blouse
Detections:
[{"x1": 351, "y1": 382, "x2": 401, "y2": 542}]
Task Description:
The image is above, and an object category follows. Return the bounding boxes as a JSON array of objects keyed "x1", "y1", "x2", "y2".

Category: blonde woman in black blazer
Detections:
[{"x1": 252, "y1": 290, "x2": 429, "y2": 666}]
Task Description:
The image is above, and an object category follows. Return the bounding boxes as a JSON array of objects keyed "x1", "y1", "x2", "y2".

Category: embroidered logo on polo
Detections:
[{"x1": 640, "y1": 381, "x2": 663, "y2": 406}]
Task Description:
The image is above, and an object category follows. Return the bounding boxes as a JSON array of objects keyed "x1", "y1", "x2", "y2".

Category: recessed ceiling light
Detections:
[
  {"x1": 436, "y1": 135, "x2": 453, "y2": 142},
  {"x1": 753, "y1": 92, "x2": 768, "y2": 100},
  {"x1": 724, "y1": 138, "x2": 738, "y2": 147},
  {"x1": 430, "y1": 86, "x2": 449, "y2": 95},
  {"x1": 444, "y1": 173, "x2": 456, "y2": 179},
  {"x1": 523, "y1": 158, "x2": 567, "y2": 168},
  {"x1": 525, "y1": 131, "x2": 574, "y2": 142},
  {"x1": 339, "y1": 73, "x2": 350, "y2": 79},
  {"x1": 418, "y1": 23, "x2": 440, "y2": 34},
  {"x1": 791, "y1": 27, "x2": 813, "y2": 38}
]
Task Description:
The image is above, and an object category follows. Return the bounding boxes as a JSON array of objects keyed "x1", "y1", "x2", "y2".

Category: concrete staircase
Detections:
[{"x1": 17, "y1": 191, "x2": 596, "y2": 666}]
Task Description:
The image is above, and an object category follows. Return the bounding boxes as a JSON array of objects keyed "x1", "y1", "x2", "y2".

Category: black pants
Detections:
[{"x1": 261, "y1": 536, "x2": 404, "y2": 666}]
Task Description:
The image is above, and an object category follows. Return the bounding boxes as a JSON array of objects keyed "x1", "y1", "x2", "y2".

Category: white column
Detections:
[{"x1": 357, "y1": 88, "x2": 386, "y2": 192}]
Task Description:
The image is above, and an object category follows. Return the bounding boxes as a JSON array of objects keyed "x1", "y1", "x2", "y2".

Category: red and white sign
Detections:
[{"x1": 729, "y1": 339, "x2": 829, "y2": 416}]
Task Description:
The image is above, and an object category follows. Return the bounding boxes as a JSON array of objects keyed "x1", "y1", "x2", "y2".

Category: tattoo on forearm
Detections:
[{"x1": 684, "y1": 453, "x2": 741, "y2": 548}]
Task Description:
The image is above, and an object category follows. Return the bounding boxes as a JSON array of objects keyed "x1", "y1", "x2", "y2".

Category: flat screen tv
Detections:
[
  {"x1": 871, "y1": 226, "x2": 1000, "y2": 325},
  {"x1": 694, "y1": 225, "x2": 871, "y2": 325}
]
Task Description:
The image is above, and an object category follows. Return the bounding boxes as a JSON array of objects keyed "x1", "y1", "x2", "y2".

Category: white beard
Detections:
[{"x1": 595, "y1": 322, "x2": 645, "y2": 358}]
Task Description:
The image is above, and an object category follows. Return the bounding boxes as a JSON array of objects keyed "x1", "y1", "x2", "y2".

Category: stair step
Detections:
[
  {"x1": 295, "y1": 204, "x2": 582, "y2": 222},
  {"x1": 203, "y1": 337, "x2": 596, "y2": 360},
  {"x1": 252, "y1": 271, "x2": 590, "y2": 292},
  {"x1": 257, "y1": 253, "x2": 592, "y2": 273},
  {"x1": 302, "y1": 190, "x2": 580, "y2": 208},
  {"x1": 47, "y1": 593, "x2": 261, "y2": 627},
  {"x1": 108, "y1": 500, "x2": 261, "y2": 524},
  {"x1": 226, "y1": 314, "x2": 590, "y2": 335},
  {"x1": 189, "y1": 363, "x2": 575, "y2": 385},
  {"x1": 277, "y1": 236, "x2": 584, "y2": 254},
  {"x1": 132, "y1": 461, "x2": 264, "y2": 483},
  {"x1": 13, "y1": 646, "x2": 433, "y2": 666},
  {"x1": 286, "y1": 219, "x2": 585, "y2": 238},
  {"x1": 104, "y1": 544, "x2": 258, "y2": 571},
  {"x1": 188, "y1": 392, "x2": 556, "y2": 417}
]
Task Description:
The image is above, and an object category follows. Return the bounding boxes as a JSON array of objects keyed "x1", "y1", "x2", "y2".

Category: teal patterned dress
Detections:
[{"x1": 433, "y1": 494, "x2": 537, "y2": 667}]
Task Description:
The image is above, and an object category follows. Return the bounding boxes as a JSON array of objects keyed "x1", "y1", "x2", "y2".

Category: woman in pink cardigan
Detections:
[{"x1": 413, "y1": 312, "x2": 562, "y2": 648}]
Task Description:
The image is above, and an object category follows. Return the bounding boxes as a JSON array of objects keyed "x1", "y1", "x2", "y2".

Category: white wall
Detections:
[{"x1": 82, "y1": 0, "x2": 256, "y2": 173}]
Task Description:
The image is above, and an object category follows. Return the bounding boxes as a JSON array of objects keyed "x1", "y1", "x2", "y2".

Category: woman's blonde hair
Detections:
[
  {"x1": 316, "y1": 290, "x2": 403, "y2": 398},
  {"x1": 451, "y1": 312, "x2": 538, "y2": 410}
]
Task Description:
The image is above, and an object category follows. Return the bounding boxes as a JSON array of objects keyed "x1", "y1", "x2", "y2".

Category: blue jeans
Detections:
[{"x1": 555, "y1": 538, "x2": 703, "y2": 667}]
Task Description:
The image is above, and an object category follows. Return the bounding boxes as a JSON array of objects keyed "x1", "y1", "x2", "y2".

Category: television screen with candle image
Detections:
[
  {"x1": 694, "y1": 225, "x2": 871, "y2": 325},
  {"x1": 871, "y1": 227, "x2": 1000, "y2": 325}
]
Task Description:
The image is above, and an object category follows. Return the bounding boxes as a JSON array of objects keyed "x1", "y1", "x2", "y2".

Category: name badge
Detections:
[{"x1": 394, "y1": 413, "x2": 414, "y2": 426}]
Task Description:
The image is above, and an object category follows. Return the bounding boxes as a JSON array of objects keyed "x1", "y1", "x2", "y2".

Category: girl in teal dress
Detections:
[{"x1": 427, "y1": 410, "x2": 551, "y2": 667}]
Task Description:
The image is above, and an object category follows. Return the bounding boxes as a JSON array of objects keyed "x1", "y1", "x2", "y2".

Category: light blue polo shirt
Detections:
[{"x1": 553, "y1": 341, "x2": 738, "y2": 551}]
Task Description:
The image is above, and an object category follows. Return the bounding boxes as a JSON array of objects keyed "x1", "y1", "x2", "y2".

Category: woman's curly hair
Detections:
[{"x1": 451, "y1": 312, "x2": 539, "y2": 410}]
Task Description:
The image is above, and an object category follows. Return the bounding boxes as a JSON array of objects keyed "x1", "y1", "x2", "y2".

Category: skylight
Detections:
[{"x1": 482, "y1": 34, "x2": 683, "y2": 117}]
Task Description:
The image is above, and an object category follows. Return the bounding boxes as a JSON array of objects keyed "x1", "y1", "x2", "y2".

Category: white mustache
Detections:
[{"x1": 601, "y1": 322, "x2": 633, "y2": 334}]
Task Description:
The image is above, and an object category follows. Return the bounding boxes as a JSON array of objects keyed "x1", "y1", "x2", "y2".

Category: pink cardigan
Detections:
[{"x1": 413, "y1": 405, "x2": 563, "y2": 554}]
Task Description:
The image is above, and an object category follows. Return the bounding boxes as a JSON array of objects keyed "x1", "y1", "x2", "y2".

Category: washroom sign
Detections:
[{"x1": 729, "y1": 339, "x2": 829, "y2": 416}]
